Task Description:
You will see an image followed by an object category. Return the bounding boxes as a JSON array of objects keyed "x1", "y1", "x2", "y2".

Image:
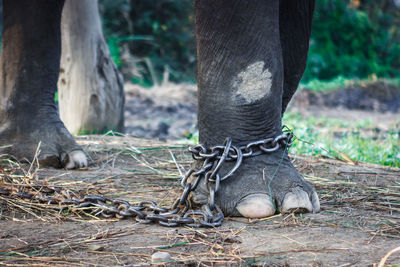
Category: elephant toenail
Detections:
[
  {"x1": 236, "y1": 193, "x2": 275, "y2": 218},
  {"x1": 311, "y1": 191, "x2": 321, "y2": 213},
  {"x1": 65, "y1": 150, "x2": 88, "y2": 169},
  {"x1": 281, "y1": 188, "x2": 313, "y2": 213}
]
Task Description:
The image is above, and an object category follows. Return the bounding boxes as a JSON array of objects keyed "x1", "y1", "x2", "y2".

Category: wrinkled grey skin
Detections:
[
  {"x1": 0, "y1": 0, "x2": 86, "y2": 168},
  {"x1": 0, "y1": 0, "x2": 319, "y2": 216},
  {"x1": 194, "y1": 0, "x2": 319, "y2": 216}
]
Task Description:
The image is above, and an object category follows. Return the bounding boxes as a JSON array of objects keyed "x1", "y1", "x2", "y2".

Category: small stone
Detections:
[
  {"x1": 151, "y1": 251, "x2": 171, "y2": 263},
  {"x1": 88, "y1": 245, "x2": 104, "y2": 251}
]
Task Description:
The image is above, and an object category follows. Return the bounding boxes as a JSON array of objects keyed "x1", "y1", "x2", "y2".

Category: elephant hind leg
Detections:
[
  {"x1": 280, "y1": 0, "x2": 315, "y2": 114},
  {"x1": 0, "y1": 0, "x2": 87, "y2": 169}
]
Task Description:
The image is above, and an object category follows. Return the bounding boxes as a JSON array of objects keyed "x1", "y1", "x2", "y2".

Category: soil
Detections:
[
  {"x1": 295, "y1": 81, "x2": 400, "y2": 113},
  {"x1": 124, "y1": 83, "x2": 198, "y2": 140},
  {"x1": 1, "y1": 135, "x2": 399, "y2": 266},
  {"x1": 1, "y1": 82, "x2": 400, "y2": 266},
  {"x1": 124, "y1": 81, "x2": 400, "y2": 140}
]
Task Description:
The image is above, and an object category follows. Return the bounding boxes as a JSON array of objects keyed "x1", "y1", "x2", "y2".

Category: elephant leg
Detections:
[
  {"x1": 193, "y1": 0, "x2": 319, "y2": 218},
  {"x1": 0, "y1": 0, "x2": 87, "y2": 169},
  {"x1": 280, "y1": 0, "x2": 315, "y2": 113}
]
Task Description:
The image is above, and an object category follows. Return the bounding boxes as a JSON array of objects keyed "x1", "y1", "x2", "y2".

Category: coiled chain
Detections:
[{"x1": 0, "y1": 132, "x2": 293, "y2": 227}]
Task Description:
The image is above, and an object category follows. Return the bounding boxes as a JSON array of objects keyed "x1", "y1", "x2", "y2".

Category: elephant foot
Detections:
[
  {"x1": 0, "y1": 118, "x2": 87, "y2": 169},
  {"x1": 191, "y1": 148, "x2": 320, "y2": 218}
]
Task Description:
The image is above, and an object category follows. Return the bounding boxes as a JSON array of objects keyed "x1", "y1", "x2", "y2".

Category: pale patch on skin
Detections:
[{"x1": 233, "y1": 61, "x2": 272, "y2": 103}]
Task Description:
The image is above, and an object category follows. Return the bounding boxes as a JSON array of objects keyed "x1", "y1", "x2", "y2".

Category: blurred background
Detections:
[
  {"x1": 0, "y1": 0, "x2": 398, "y2": 167},
  {"x1": 99, "y1": 0, "x2": 400, "y2": 86},
  {"x1": 97, "y1": 0, "x2": 399, "y2": 167}
]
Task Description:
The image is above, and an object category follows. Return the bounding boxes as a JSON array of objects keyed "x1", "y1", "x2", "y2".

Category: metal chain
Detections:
[{"x1": 0, "y1": 132, "x2": 293, "y2": 228}]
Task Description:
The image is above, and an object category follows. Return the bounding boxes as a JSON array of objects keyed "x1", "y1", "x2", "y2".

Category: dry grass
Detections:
[{"x1": 0, "y1": 135, "x2": 399, "y2": 266}]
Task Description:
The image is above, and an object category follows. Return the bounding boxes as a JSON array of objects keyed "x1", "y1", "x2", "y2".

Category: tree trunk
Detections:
[{"x1": 58, "y1": 0, "x2": 124, "y2": 134}]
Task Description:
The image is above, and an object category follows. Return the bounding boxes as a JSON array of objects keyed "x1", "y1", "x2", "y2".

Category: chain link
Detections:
[{"x1": 0, "y1": 132, "x2": 293, "y2": 227}]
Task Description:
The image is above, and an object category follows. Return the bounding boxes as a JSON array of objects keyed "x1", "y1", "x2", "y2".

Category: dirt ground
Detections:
[
  {"x1": 123, "y1": 82, "x2": 400, "y2": 140},
  {"x1": 124, "y1": 83, "x2": 198, "y2": 140},
  {"x1": 1, "y1": 82, "x2": 400, "y2": 266},
  {"x1": 1, "y1": 135, "x2": 400, "y2": 266}
]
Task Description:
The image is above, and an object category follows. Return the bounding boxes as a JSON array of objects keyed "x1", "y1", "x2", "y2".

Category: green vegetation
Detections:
[
  {"x1": 300, "y1": 76, "x2": 400, "y2": 92},
  {"x1": 303, "y1": 0, "x2": 400, "y2": 82},
  {"x1": 100, "y1": 0, "x2": 195, "y2": 86},
  {"x1": 283, "y1": 112, "x2": 400, "y2": 167},
  {"x1": 100, "y1": 0, "x2": 400, "y2": 86},
  {"x1": 184, "y1": 114, "x2": 400, "y2": 168},
  {"x1": 99, "y1": 1, "x2": 400, "y2": 168}
]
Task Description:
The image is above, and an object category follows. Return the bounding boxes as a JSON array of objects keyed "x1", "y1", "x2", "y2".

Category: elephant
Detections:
[{"x1": 0, "y1": 0, "x2": 320, "y2": 219}]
